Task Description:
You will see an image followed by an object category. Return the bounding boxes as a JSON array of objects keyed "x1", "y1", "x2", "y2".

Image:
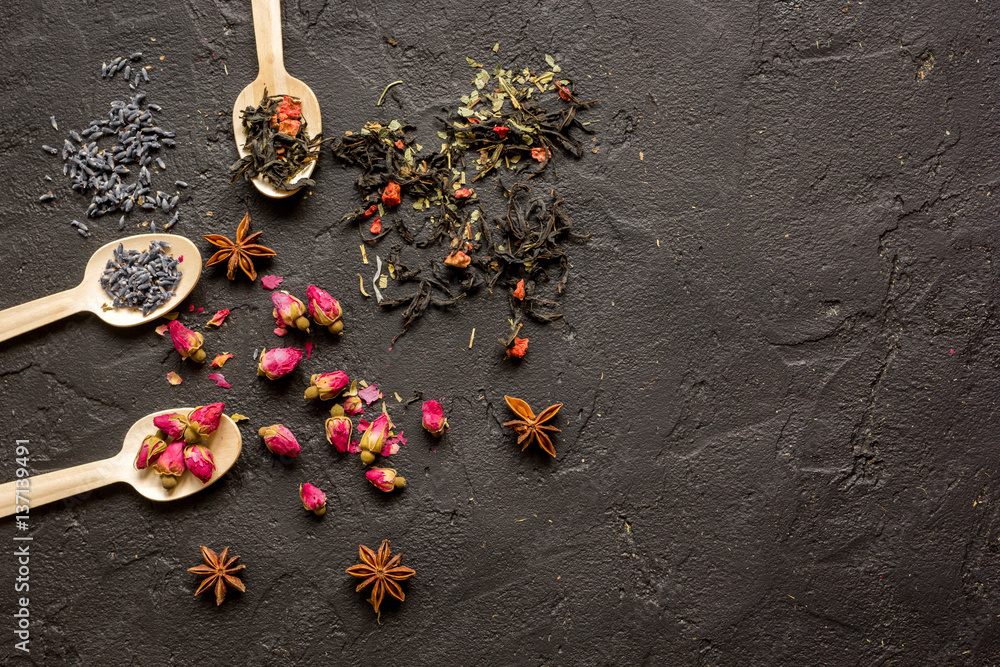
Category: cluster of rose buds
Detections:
[
  {"x1": 135, "y1": 403, "x2": 225, "y2": 489},
  {"x1": 271, "y1": 285, "x2": 343, "y2": 336}
]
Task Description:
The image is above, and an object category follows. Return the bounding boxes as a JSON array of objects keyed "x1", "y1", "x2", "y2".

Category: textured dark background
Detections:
[{"x1": 0, "y1": 0, "x2": 998, "y2": 665}]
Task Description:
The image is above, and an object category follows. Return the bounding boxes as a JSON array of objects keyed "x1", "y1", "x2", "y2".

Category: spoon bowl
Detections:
[
  {"x1": 233, "y1": 0, "x2": 322, "y2": 199},
  {"x1": 0, "y1": 408, "x2": 242, "y2": 517},
  {"x1": 0, "y1": 233, "x2": 202, "y2": 343}
]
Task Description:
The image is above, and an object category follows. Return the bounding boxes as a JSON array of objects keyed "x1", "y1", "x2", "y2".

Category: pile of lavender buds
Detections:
[
  {"x1": 99, "y1": 240, "x2": 182, "y2": 315},
  {"x1": 44, "y1": 91, "x2": 181, "y2": 237}
]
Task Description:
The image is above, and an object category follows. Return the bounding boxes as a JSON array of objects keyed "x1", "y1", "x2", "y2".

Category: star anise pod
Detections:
[
  {"x1": 188, "y1": 546, "x2": 246, "y2": 605},
  {"x1": 503, "y1": 395, "x2": 562, "y2": 457},
  {"x1": 345, "y1": 539, "x2": 415, "y2": 616},
  {"x1": 202, "y1": 211, "x2": 276, "y2": 281}
]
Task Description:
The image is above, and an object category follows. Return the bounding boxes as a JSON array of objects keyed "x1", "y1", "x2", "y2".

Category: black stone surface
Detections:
[{"x1": 1, "y1": 1, "x2": 999, "y2": 664}]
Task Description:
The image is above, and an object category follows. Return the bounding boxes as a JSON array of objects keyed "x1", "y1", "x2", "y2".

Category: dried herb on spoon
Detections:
[{"x1": 231, "y1": 90, "x2": 322, "y2": 190}]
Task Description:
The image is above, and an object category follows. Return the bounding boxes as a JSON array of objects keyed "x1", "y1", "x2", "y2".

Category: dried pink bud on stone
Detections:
[
  {"x1": 257, "y1": 347, "x2": 303, "y2": 380},
  {"x1": 325, "y1": 404, "x2": 354, "y2": 453},
  {"x1": 167, "y1": 320, "x2": 206, "y2": 363},
  {"x1": 366, "y1": 467, "x2": 406, "y2": 492},
  {"x1": 300, "y1": 482, "x2": 327, "y2": 515},
  {"x1": 272, "y1": 291, "x2": 310, "y2": 331},
  {"x1": 259, "y1": 424, "x2": 301, "y2": 457},
  {"x1": 306, "y1": 285, "x2": 344, "y2": 334},
  {"x1": 421, "y1": 400, "x2": 449, "y2": 437},
  {"x1": 304, "y1": 371, "x2": 350, "y2": 401}
]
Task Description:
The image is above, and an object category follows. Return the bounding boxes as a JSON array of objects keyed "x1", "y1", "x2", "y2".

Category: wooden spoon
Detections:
[
  {"x1": 232, "y1": 0, "x2": 322, "y2": 199},
  {"x1": 0, "y1": 409, "x2": 242, "y2": 518},
  {"x1": 0, "y1": 233, "x2": 201, "y2": 344}
]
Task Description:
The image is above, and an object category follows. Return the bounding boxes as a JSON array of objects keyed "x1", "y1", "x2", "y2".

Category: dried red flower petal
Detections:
[
  {"x1": 493, "y1": 126, "x2": 509, "y2": 139},
  {"x1": 370, "y1": 217, "x2": 382, "y2": 234},
  {"x1": 468, "y1": 117, "x2": 480, "y2": 124},
  {"x1": 381, "y1": 181, "x2": 401, "y2": 207},
  {"x1": 513, "y1": 279, "x2": 525, "y2": 300},
  {"x1": 507, "y1": 337, "x2": 529, "y2": 358}
]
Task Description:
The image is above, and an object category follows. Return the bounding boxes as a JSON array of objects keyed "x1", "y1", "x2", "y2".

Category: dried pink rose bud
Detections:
[
  {"x1": 366, "y1": 467, "x2": 406, "y2": 492},
  {"x1": 257, "y1": 347, "x2": 304, "y2": 380},
  {"x1": 183, "y1": 402, "x2": 225, "y2": 443},
  {"x1": 325, "y1": 404, "x2": 354, "y2": 453},
  {"x1": 154, "y1": 440, "x2": 186, "y2": 489},
  {"x1": 167, "y1": 320, "x2": 206, "y2": 363},
  {"x1": 272, "y1": 291, "x2": 310, "y2": 331},
  {"x1": 258, "y1": 424, "x2": 301, "y2": 457},
  {"x1": 358, "y1": 411, "x2": 393, "y2": 466},
  {"x1": 304, "y1": 371, "x2": 350, "y2": 401},
  {"x1": 299, "y1": 482, "x2": 327, "y2": 515},
  {"x1": 135, "y1": 434, "x2": 168, "y2": 470},
  {"x1": 183, "y1": 444, "x2": 216, "y2": 484},
  {"x1": 421, "y1": 400, "x2": 449, "y2": 437},
  {"x1": 153, "y1": 412, "x2": 189, "y2": 440},
  {"x1": 306, "y1": 285, "x2": 344, "y2": 334}
]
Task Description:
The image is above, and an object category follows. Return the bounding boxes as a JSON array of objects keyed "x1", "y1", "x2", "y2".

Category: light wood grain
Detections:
[
  {"x1": 0, "y1": 409, "x2": 242, "y2": 518},
  {"x1": 0, "y1": 233, "x2": 202, "y2": 343},
  {"x1": 232, "y1": 0, "x2": 322, "y2": 199}
]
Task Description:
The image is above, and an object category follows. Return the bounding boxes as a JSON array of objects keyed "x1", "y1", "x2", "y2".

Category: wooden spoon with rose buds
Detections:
[
  {"x1": 0, "y1": 233, "x2": 202, "y2": 344},
  {"x1": 0, "y1": 409, "x2": 242, "y2": 518},
  {"x1": 232, "y1": 0, "x2": 322, "y2": 198}
]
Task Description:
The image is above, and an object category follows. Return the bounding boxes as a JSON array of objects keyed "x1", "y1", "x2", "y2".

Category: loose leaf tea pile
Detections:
[
  {"x1": 231, "y1": 91, "x2": 322, "y2": 190},
  {"x1": 330, "y1": 55, "x2": 595, "y2": 351}
]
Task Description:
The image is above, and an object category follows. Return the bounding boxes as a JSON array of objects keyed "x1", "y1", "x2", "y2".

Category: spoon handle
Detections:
[
  {"x1": 0, "y1": 285, "x2": 85, "y2": 344},
  {"x1": 252, "y1": 0, "x2": 287, "y2": 86},
  {"x1": 0, "y1": 457, "x2": 123, "y2": 519}
]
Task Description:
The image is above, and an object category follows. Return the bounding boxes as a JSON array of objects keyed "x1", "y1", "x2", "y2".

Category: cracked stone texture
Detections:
[{"x1": 1, "y1": 0, "x2": 999, "y2": 664}]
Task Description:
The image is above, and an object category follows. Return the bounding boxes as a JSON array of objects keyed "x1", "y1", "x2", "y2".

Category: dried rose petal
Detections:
[
  {"x1": 261, "y1": 275, "x2": 284, "y2": 290},
  {"x1": 208, "y1": 373, "x2": 231, "y2": 389},
  {"x1": 272, "y1": 291, "x2": 310, "y2": 331},
  {"x1": 183, "y1": 444, "x2": 216, "y2": 484},
  {"x1": 304, "y1": 371, "x2": 350, "y2": 401},
  {"x1": 257, "y1": 347, "x2": 303, "y2": 380},
  {"x1": 206, "y1": 309, "x2": 230, "y2": 328},
  {"x1": 305, "y1": 341, "x2": 313, "y2": 359},
  {"x1": 382, "y1": 431, "x2": 406, "y2": 456},
  {"x1": 166, "y1": 371, "x2": 183, "y2": 386},
  {"x1": 274, "y1": 326, "x2": 288, "y2": 337},
  {"x1": 358, "y1": 383, "x2": 382, "y2": 405},
  {"x1": 366, "y1": 467, "x2": 406, "y2": 492},
  {"x1": 300, "y1": 483, "x2": 327, "y2": 515},
  {"x1": 211, "y1": 353, "x2": 234, "y2": 368},
  {"x1": 167, "y1": 320, "x2": 206, "y2": 363},
  {"x1": 493, "y1": 126, "x2": 509, "y2": 139},
  {"x1": 381, "y1": 181, "x2": 401, "y2": 207},
  {"x1": 155, "y1": 323, "x2": 170, "y2": 336},
  {"x1": 259, "y1": 424, "x2": 301, "y2": 457},
  {"x1": 421, "y1": 400, "x2": 448, "y2": 437},
  {"x1": 153, "y1": 412, "x2": 189, "y2": 440},
  {"x1": 306, "y1": 285, "x2": 343, "y2": 335}
]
